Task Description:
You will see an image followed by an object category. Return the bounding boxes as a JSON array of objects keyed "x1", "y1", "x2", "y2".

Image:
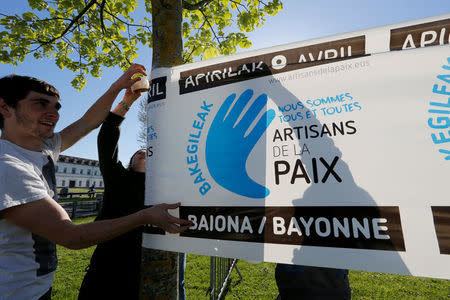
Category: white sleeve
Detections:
[{"x1": 0, "y1": 159, "x2": 49, "y2": 211}]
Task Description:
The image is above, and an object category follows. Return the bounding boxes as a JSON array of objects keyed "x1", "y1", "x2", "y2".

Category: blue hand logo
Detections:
[{"x1": 206, "y1": 89, "x2": 276, "y2": 198}]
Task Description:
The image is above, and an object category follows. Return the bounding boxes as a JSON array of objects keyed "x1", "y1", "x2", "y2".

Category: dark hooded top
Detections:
[{"x1": 78, "y1": 112, "x2": 145, "y2": 300}]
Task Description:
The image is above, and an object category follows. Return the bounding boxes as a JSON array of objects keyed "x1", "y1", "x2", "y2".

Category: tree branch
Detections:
[
  {"x1": 184, "y1": 44, "x2": 197, "y2": 63},
  {"x1": 99, "y1": 0, "x2": 107, "y2": 34},
  {"x1": 110, "y1": 39, "x2": 132, "y2": 65},
  {"x1": 1, "y1": 14, "x2": 72, "y2": 24},
  {"x1": 182, "y1": 0, "x2": 215, "y2": 10},
  {"x1": 184, "y1": 18, "x2": 207, "y2": 62},
  {"x1": 258, "y1": 0, "x2": 269, "y2": 7},
  {"x1": 37, "y1": 0, "x2": 97, "y2": 44},
  {"x1": 35, "y1": 17, "x2": 73, "y2": 22},
  {"x1": 199, "y1": 8, "x2": 223, "y2": 47},
  {"x1": 229, "y1": 0, "x2": 249, "y2": 13},
  {"x1": 62, "y1": 36, "x2": 77, "y2": 53},
  {"x1": 102, "y1": 7, "x2": 152, "y2": 30}
]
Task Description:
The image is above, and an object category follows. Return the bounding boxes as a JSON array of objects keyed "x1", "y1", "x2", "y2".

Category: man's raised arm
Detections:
[{"x1": 59, "y1": 64, "x2": 146, "y2": 152}]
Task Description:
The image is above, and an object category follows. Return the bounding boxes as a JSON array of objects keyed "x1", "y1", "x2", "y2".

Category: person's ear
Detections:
[{"x1": 0, "y1": 98, "x2": 12, "y2": 118}]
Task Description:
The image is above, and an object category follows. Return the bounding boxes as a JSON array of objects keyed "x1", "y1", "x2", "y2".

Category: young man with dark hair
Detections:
[
  {"x1": 0, "y1": 75, "x2": 60, "y2": 129},
  {"x1": 0, "y1": 67, "x2": 191, "y2": 300}
]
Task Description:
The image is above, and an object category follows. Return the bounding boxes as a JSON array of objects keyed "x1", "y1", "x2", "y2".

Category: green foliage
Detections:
[
  {"x1": 182, "y1": 0, "x2": 282, "y2": 62},
  {"x1": 0, "y1": 0, "x2": 283, "y2": 89}
]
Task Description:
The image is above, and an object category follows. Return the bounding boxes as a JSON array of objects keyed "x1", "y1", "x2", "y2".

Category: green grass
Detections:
[
  {"x1": 348, "y1": 271, "x2": 450, "y2": 299},
  {"x1": 58, "y1": 197, "x2": 97, "y2": 203},
  {"x1": 213, "y1": 261, "x2": 279, "y2": 299},
  {"x1": 57, "y1": 187, "x2": 104, "y2": 202},
  {"x1": 52, "y1": 217, "x2": 450, "y2": 299},
  {"x1": 52, "y1": 217, "x2": 96, "y2": 300},
  {"x1": 57, "y1": 188, "x2": 105, "y2": 193}
]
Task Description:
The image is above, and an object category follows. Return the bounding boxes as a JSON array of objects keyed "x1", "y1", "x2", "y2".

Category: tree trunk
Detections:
[
  {"x1": 140, "y1": 0, "x2": 183, "y2": 299},
  {"x1": 151, "y1": 0, "x2": 183, "y2": 69}
]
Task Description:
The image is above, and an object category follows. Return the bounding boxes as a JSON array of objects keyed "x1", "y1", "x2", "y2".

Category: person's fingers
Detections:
[
  {"x1": 130, "y1": 63, "x2": 146, "y2": 71},
  {"x1": 179, "y1": 224, "x2": 191, "y2": 232},
  {"x1": 161, "y1": 202, "x2": 181, "y2": 210},
  {"x1": 166, "y1": 224, "x2": 182, "y2": 234},
  {"x1": 128, "y1": 63, "x2": 145, "y2": 70},
  {"x1": 152, "y1": 220, "x2": 192, "y2": 233},
  {"x1": 123, "y1": 89, "x2": 141, "y2": 102},
  {"x1": 124, "y1": 88, "x2": 134, "y2": 96},
  {"x1": 171, "y1": 216, "x2": 193, "y2": 226},
  {"x1": 129, "y1": 66, "x2": 147, "y2": 76},
  {"x1": 129, "y1": 90, "x2": 142, "y2": 100},
  {"x1": 167, "y1": 224, "x2": 191, "y2": 234},
  {"x1": 131, "y1": 77, "x2": 141, "y2": 84},
  {"x1": 166, "y1": 214, "x2": 192, "y2": 226}
]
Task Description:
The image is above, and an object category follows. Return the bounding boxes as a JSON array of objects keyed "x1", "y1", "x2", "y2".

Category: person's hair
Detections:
[
  {"x1": 0, "y1": 74, "x2": 60, "y2": 129},
  {"x1": 127, "y1": 149, "x2": 146, "y2": 171}
]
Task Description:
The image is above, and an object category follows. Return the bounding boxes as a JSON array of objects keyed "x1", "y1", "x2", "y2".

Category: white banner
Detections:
[{"x1": 143, "y1": 14, "x2": 450, "y2": 279}]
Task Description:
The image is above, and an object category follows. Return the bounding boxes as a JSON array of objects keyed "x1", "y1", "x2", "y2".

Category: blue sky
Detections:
[{"x1": 1, "y1": 0, "x2": 449, "y2": 163}]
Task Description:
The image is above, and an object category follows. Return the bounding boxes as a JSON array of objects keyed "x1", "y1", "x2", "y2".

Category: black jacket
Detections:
[{"x1": 78, "y1": 113, "x2": 145, "y2": 300}]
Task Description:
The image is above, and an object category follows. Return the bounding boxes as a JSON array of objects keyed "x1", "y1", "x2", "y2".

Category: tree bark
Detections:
[
  {"x1": 140, "y1": 0, "x2": 183, "y2": 299},
  {"x1": 151, "y1": 0, "x2": 183, "y2": 68}
]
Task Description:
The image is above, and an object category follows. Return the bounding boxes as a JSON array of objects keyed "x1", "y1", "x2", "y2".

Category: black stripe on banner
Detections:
[
  {"x1": 176, "y1": 206, "x2": 405, "y2": 251},
  {"x1": 431, "y1": 206, "x2": 450, "y2": 255}
]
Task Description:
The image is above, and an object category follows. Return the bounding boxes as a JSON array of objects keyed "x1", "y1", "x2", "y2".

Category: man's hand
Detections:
[
  {"x1": 141, "y1": 202, "x2": 192, "y2": 233},
  {"x1": 110, "y1": 64, "x2": 147, "y2": 93},
  {"x1": 123, "y1": 87, "x2": 142, "y2": 103},
  {"x1": 60, "y1": 63, "x2": 147, "y2": 152}
]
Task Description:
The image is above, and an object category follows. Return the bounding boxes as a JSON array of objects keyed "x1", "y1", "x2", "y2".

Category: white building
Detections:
[{"x1": 56, "y1": 155, "x2": 103, "y2": 188}]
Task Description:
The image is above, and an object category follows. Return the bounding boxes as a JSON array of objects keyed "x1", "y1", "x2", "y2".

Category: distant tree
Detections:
[
  {"x1": 0, "y1": 0, "x2": 283, "y2": 297},
  {"x1": 137, "y1": 95, "x2": 147, "y2": 148}
]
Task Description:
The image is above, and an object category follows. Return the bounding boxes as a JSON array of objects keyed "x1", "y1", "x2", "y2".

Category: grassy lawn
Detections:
[
  {"x1": 56, "y1": 188, "x2": 104, "y2": 203},
  {"x1": 57, "y1": 188, "x2": 104, "y2": 193},
  {"x1": 52, "y1": 217, "x2": 96, "y2": 300},
  {"x1": 58, "y1": 197, "x2": 98, "y2": 203},
  {"x1": 52, "y1": 217, "x2": 450, "y2": 299}
]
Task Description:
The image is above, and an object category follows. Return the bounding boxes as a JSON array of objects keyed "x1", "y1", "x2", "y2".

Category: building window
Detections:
[
  {"x1": 80, "y1": 169, "x2": 83, "y2": 174},
  {"x1": 87, "y1": 169, "x2": 91, "y2": 175},
  {"x1": 94, "y1": 170, "x2": 97, "y2": 175},
  {"x1": 55, "y1": 166, "x2": 59, "y2": 173},
  {"x1": 62, "y1": 180, "x2": 65, "y2": 186},
  {"x1": 99, "y1": 181, "x2": 103, "y2": 187},
  {"x1": 72, "y1": 167, "x2": 76, "y2": 174},
  {"x1": 63, "y1": 167, "x2": 67, "y2": 173},
  {"x1": 79, "y1": 181, "x2": 82, "y2": 187},
  {"x1": 86, "y1": 180, "x2": 90, "y2": 187}
]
